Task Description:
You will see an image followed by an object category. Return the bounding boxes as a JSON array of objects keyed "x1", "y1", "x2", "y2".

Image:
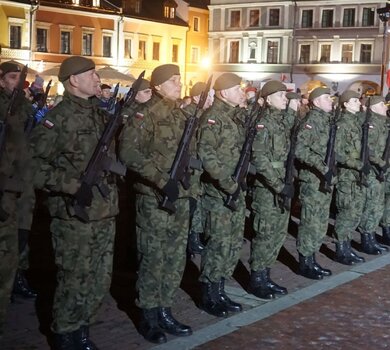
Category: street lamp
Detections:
[{"x1": 377, "y1": 3, "x2": 390, "y2": 95}]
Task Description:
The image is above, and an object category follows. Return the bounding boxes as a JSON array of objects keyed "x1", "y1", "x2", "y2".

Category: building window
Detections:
[
  {"x1": 269, "y1": 9, "x2": 280, "y2": 26},
  {"x1": 341, "y1": 44, "x2": 353, "y2": 63},
  {"x1": 172, "y1": 44, "x2": 178, "y2": 63},
  {"x1": 82, "y1": 33, "x2": 92, "y2": 56},
  {"x1": 61, "y1": 31, "x2": 71, "y2": 54},
  {"x1": 267, "y1": 40, "x2": 278, "y2": 63},
  {"x1": 321, "y1": 9, "x2": 333, "y2": 28},
  {"x1": 229, "y1": 41, "x2": 239, "y2": 63},
  {"x1": 103, "y1": 36, "x2": 111, "y2": 57},
  {"x1": 343, "y1": 8, "x2": 355, "y2": 27},
  {"x1": 362, "y1": 8, "x2": 375, "y2": 26},
  {"x1": 249, "y1": 9, "x2": 260, "y2": 27},
  {"x1": 320, "y1": 44, "x2": 331, "y2": 63},
  {"x1": 230, "y1": 10, "x2": 240, "y2": 28},
  {"x1": 249, "y1": 41, "x2": 257, "y2": 60},
  {"x1": 360, "y1": 44, "x2": 372, "y2": 63},
  {"x1": 301, "y1": 9, "x2": 313, "y2": 28},
  {"x1": 164, "y1": 6, "x2": 175, "y2": 19},
  {"x1": 193, "y1": 17, "x2": 199, "y2": 32},
  {"x1": 139, "y1": 40, "x2": 146, "y2": 60},
  {"x1": 9, "y1": 25, "x2": 21, "y2": 49},
  {"x1": 124, "y1": 38, "x2": 132, "y2": 58},
  {"x1": 79, "y1": 0, "x2": 93, "y2": 6},
  {"x1": 191, "y1": 46, "x2": 199, "y2": 63},
  {"x1": 153, "y1": 42, "x2": 160, "y2": 60},
  {"x1": 299, "y1": 44, "x2": 310, "y2": 63},
  {"x1": 36, "y1": 28, "x2": 48, "y2": 52}
]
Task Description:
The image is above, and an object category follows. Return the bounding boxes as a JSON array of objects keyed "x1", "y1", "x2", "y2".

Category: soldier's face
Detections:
[
  {"x1": 0, "y1": 71, "x2": 21, "y2": 94},
  {"x1": 223, "y1": 85, "x2": 245, "y2": 106},
  {"x1": 314, "y1": 94, "x2": 333, "y2": 113},
  {"x1": 203, "y1": 89, "x2": 215, "y2": 110},
  {"x1": 156, "y1": 74, "x2": 182, "y2": 101},
  {"x1": 136, "y1": 88, "x2": 152, "y2": 104},
  {"x1": 345, "y1": 97, "x2": 361, "y2": 114},
  {"x1": 267, "y1": 91, "x2": 288, "y2": 110},
  {"x1": 288, "y1": 98, "x2": 301, "y2": 112},
  {"x1": 71, "y1": 69, "x2": 100, "y2": 99},
  {"x1": 101, "y1": 88, "x2": 111, "y2": 99},
  {"x1": 371, "y1": 101, "x2": 388, "y2": 116}
]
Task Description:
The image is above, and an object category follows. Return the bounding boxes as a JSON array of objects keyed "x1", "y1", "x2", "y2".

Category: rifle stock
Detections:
[{"x1": 359, "y1": 101, "x2": 371, "y2": 187}]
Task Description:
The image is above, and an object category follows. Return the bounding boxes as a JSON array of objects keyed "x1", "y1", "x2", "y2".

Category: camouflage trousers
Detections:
[
  {"x1": 50, "y1": 217, "x2": 115, "y2": 333},
  {"x1": 381, "y1": 173, "x2": 390, "y2": 227},
  {"x1": 249, "y1": 186, "x2": 289, "y2": 271},
  {"x1": 359, "y1": 174, "x2": 385, "y2": 233},
  {"x1": 334, "y1": 180, "x2": 366, "y2": 241},
  {"x1": 199, "y1": 194, "x2": 245, "y2": 283},
  {"x1": 0, "y1": 193, "x2": 18, "y2": 335},
  {"x1": 135, "y1": 194, "x2": 189, "y2": 309},
  {"x1": 189, "y1": 196, "x2": 205, "y2": 234},
  {"x1": 297, "y1": 181, "x2": 333, "y2": 256}
]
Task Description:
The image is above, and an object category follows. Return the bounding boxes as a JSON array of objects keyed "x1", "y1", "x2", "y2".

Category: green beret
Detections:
[
  {"x1": 261, "y1": 81, "x2": 286, "y2": 97},
  {"x1": 286, "y1": 92, "x2": 300, "y2": 100},
  {"x1": 368, "y1": 95, "x2": 385, "y2": 107},
  {"x1": 58, "y1": 56, "x2": 95, "y2": 82},
  {"x1": 339, "y1": 90, "x2": 360, "y2": 105},
  {"x1": 213, "y1": 73, "x2": 241, "y2": 91},
  {"x1": 309, "y1": 87, "x2": 330, "y2": 101},
  {"x1": 151, "y1": 64, "x2": 180, "y2": 87},
  {"x1": 190, "y1": 82, "x2": 206, "y2": 97},
  {"x1": 0, "y1": 61, "x2": 21, "y2": 78},
  {"x1": 138, "y1": 78, "x2": 151, "y2": 91}
]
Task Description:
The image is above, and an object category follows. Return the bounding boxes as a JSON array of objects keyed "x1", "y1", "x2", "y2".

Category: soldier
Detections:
[
  {"x1": 295, "y1": 87, "x2": 335, "y2": 280},
  {"x1": 381, "y1": 99, "x2": 390, "y2": 246},
  {"x1": 197, "y1": 73, "x2": 246, "y2": 317},
  {"x1": 358, "y1": 95, "x2": 389, "y2": 254},
  {"x1": 333, "y1": 90, "x2": 367, "y2": 264},
  {"x1": 248, "y1": 81, "x2": 295, "y2": 299},
  {"x1": 0, "y1": 61, "x2": 32, "y2": 336},
  {"x1": 98, "y1": 83, "x2": 115, "y2": 114},
  {"x1": 29, "y1": 56, "x2": 119, "y2": 349},
  {"x1": 119, "y1": 64, "x2": 192, "y2": 344}
]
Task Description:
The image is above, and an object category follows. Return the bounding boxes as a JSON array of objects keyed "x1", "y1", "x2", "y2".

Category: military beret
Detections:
[
  {"x1": 213, "y1": 73, "x2": 241, "y2": 91},
  {"x1": 100, "y1": 83, "x2": 111, "y2": 90},
  {"x1": 286, "y1": 92, "x2": 300, "y2": 100},
  {"x1": 58, "y1": 56, "x2": 95, "y2": 82},
  {"x1": 150, "y1": 64, "x2": 180, "y2": 87},
  {"x1": 368, "y1": 95, "x2": 385, "y2": 107},
  {"x1": 339, "y1": 90, "x2": 360, "y2": 105},
  {"x1": 0, "y1": 61, "x2": 21, "y2": 78},
  {"x1": 190, "y1": 82, "x2": 206, "y2": 97},
  {"x1": 138, "y1": 78, "x2": 151, "y2": 91},
  {"x1": 261, "y1": 81, "x2": 286, "y2": 97},
  {"x1": 309, "y1": 87, "x2": 330, "y2": 101}
]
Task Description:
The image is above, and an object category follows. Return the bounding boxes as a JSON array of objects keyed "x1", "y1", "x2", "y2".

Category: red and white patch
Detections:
[
  {"x1": 304, "y1": 123, "x2": 313, "y2": 130},
  {"x1": 369, "y1": 125, "x2": 374, "y2": 129},
  {"x1": 43, "y1": 119, "x2": 54, "y2": 129},
  {"x1": 135, "y1": 112, "x2": 144, "y2": 119},
  {"x1": 207, "y1": 118, "x2": 216, "y2": 125},
  {"x1": 256, "y1": 124, "x2": 265, "y2": 130}
]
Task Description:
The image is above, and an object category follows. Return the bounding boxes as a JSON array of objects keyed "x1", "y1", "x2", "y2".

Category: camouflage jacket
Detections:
[
  {"x1": 30, "y1": 91, "x2": 119, "y2": 220},
  {"x1": 119, "y1": 92, "x2": 197, "y2": 198},
  {"x1": 335, "y1": 110, "x2": 363, "y2": 183},
  {"x1": 295, "y1": 106, "x2": 332, "y2": 184},
  {"x1": 197, "y1": 97, "x2": 246, "y2": 199},
  {"x1": 368, "y1": 111, "x2": 388, "y2": 172},
  {"x1": 252, "y1": 106, "x2": 295, "y2": 193}
]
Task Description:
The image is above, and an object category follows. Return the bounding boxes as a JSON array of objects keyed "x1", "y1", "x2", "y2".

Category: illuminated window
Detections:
[
  {"x1": 193, "y1": 17, "x2": 199, "y2": 32},
  {"x1": 267, "y1": 40, "x2": 278, "y2": 63},
  {"x1": 82, "y1": 33, "x2": 92, "y2": 56},
  {"x1": 103, "y1": 36, "x2": 111, "y2": 57},
  {"x1": 341, "y1": 44, "x2": 353, "y2": 63},
  {"x1": 139, "y1": 40, "x2": 146, "y2": 60},
  {"x1": 153, "y1": 42, "x2": 160, "y2": 60},
  {"x1": 299, "y1": 45, "x2": 310, "y2": 63},
  {"x1": 249, "y1": 9, "x2": 260, "y2": 27},
  {"x1": 172, "y1": 44, "x2": 178, "y2": 62},
  {"x1": 36, "y1": 28, "x2": 48, "y2": 52},
  {"x1": 360, "y1": 44, "x2": 372, "y2": 63},
  {"x1": 320, "y1": 44, "x2": 331, "y2": 63},
  {"x1": 61, "y1": 31, "x2": 71, "y2": 54},
  {"x1": 230, "y1": 10, "x2": 240, "y2": 27},
  {"x1": 229, "y1": 41, "x2": 239, "y2": 63}
]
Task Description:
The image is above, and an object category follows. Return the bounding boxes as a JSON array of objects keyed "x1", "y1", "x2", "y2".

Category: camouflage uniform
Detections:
[
  {"x1": 250, "y1": 106, "x2": 295, "y2": 271},
  {"x1": 381, "y1": 118, "x2": 390, "y2": 243},
  {"x1": 197, "y1": 97, "x2": 246, "y2": 283},
  {"x1": 0, "y1": 90, "x2": 32, "y2": 334},
  {"x1": 30, "y1": 91, "x2": 118, "y2": 334}
]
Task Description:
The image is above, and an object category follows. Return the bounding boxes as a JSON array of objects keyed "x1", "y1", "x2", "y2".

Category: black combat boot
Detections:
[
  {"x1": 298, "y1": 253, "x2": 323, "y2": 280},
  {"x1": 157, "y1": 307, "x2": 192, "y2": 337},
  {"x1": 200, "y1": 282, "x2": 228, "y2": 317},
  {"x1": 139, "y1": 308, "x2": 167, "y2": 344},
  {"x1": 187, "y1": 231, "x2": 205, "y2": 256},
  {"x1": 346, "y1": 241, "x2": 365, "y2": 263},
  {"x1": 335, "y1": 241, "x2": 356, "y2": 265},
  {"x1": 217, "y1": 278, "x2": 242, "y2": 312},
  {"x1": 248, "y1": 269, "x2": 275, "y2": 299},
  {"x1": 312, "y1": 254, "x2": 332, "y2": 276},
  {"x1": 382, "y1": 226, "x2": 390, "y2": 246},
  {"x1": 13, "y1": 269, "x2": 37, "y2": 298},
  {"x1": 361, "y1": 232, "x2": 382, "y2": 255},
  {"x1": 265, "y1": 268, "x2": 288, "y2": 295},
  {"x1": 53, "y1": 331, "x2": 77, "y2": 350},
  {"x1": 76, "y1": 326, "x2": 98, "y2": 350},
  {"x1": 371, "y1": 232, "x2": 388, "y2": 252}
]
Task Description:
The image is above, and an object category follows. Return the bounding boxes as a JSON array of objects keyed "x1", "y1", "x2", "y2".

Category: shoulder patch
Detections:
[
  {"x1": 304, "y1": 123, "x2": 312, "y2": 130},
  {"x1": 135, "y1": 112, "x2": 144, "y2": 119},
  {"x1": 256, "y1": 124, "x2": 265, "y2": 130},
  {"x1": 369, "y1": 124, "x2": 374, "y2": 129},
  {"x1": 43, "y1": 119, "x2": 54, "y2": 129},
  {"x1": 207, "y1": 118, "x2": 216, "y2": 125}
]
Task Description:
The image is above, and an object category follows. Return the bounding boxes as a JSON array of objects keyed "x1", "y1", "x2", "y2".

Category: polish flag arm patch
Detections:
[
  {"x1": 256, "y1": 124, "x2": 265, "y2": 130},
  {"x1": 368, "y1": 125, "x2": 374, "y2": 129},
  {"x1": 135, "y1": 112, "x2": 144, "y2": 119},
  {"x1": 207, "y1": 118, "x2": 216, "y2": 125},
  {"x1": 43, "y1": 119, "x2": 54, "y2": 129},
  {"x1": 304, "y1": 123, "x2": 312, "y2": 130}
]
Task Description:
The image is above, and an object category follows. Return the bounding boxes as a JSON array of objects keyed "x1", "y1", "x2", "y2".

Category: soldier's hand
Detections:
[
  {"x1": 360, "y1": 163, "x2": 371, "y2": 176},
  {"x1": 162, "y1": 179, "x2": 179, "y2": 202},
  {"x1": 280, "y1": 184, "x2": 294, "y2": 199},
  {"x1": 74, "y1": 182, "x2": 93, "y2": 207}
]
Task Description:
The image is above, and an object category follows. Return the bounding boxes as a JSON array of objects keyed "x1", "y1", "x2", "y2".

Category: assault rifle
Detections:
[
  {"x1": 224, "y1": 104, "x2": 264, "y2": 211},
  {"x1": 322, "y1": 106, "x2": 339, "y2": 193},
  {"x1": 72, "y1": 70, "x2": 145, "y2": 222},
  {"x1": 159, "y1": 75, "x2": 212, "y2": 214},
  {"x1": 36, "y1": 79, "x2": 52, "y2": 110},
  {"x1": 378, "y1": 126, "x2": 390, "y2": 182},
  {"x1": 107, "y1": 82, "x2": 119, "y2": 113},
  {"x1": 359, "y1": 100, "x2": 371, "y2": 187}
]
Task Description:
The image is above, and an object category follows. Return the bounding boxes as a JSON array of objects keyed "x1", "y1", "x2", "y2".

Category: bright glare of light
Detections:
[
  {"x1": 200, "y1": 57, "x2": 211, "y2": 69},
  {"x1": 317, "y1": 73, "x2": 360, "y2": 82},
  {"x1": 37, "y1": 60, "x2": 45, "y2": 73},
  {"x1": 57, "y1": 82, "x2": 65, "y2": 95}
]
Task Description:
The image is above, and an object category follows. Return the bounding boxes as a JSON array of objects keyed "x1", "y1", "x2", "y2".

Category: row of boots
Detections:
[{"x1": 54, "y1": 326, "x2": 97, "y2": 350}]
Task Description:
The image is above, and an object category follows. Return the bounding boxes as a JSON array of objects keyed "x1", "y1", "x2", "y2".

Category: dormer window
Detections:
[{"x1": 163, "y1": 0, "x2": 177, "y2": 19}]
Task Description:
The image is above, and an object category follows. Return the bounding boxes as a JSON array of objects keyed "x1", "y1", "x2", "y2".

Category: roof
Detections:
[{"x1": 185, "y1": 0, "x2": 209, "y2": 10}]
